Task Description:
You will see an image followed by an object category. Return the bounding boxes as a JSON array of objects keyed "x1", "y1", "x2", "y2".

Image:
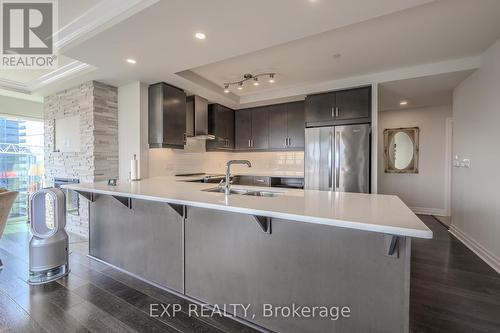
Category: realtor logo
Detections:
[{"x1": 1, "y1": 0, "x2": 58, "y2": 68}]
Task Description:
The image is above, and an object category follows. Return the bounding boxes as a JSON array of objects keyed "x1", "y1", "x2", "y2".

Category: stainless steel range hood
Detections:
[{"x1": 186, "y1": 95, "x2": 215, "y2": 140}]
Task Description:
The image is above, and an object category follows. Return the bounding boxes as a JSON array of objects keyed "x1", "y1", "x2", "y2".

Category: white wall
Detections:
[
  {"x1": 451, "y1": 38, "x2": 500, "y2": 273},
  {"x1": 0, "y1": 95, "x2": 43, "y2": 119},
  {"x1": 118, "y1": 81, "x2": 149, "y2": 180},
  {"x1": 378, "y1": 105, "x2": 452, "y2": 216}
]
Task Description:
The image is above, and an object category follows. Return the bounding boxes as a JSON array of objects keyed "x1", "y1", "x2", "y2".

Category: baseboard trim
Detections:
[
  {"x1": 449, "y1": 225, "x2": 500, "y2": 274},
  {"x1": 409, "y1": 207, "x2": 447, "y2": 216}
]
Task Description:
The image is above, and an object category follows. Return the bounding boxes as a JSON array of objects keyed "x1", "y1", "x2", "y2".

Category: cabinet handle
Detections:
[
  {"x1": 331, "y1": 107, "x2": 334, "y2": 118},
  {"x1": 288, "y1": 137, "x2": 291, "y2": 146},
  {"x1": 183, "y1": 133, "x2": 187, "y2": 144},
  {"x1": 335, "y1": 131, "x2": 341, "y2": 189},
  {"x1": 251, "y1": 139, "x2": 254, "y2": 148},
  {"x1": 335, "y1": 107, "x2": 339, "y2": 118},
  {"x1": 248, "y1": 139, "x2": 251, "y2": 147}
]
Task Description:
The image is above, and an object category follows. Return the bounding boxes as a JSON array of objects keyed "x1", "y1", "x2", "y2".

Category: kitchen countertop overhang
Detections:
[{"x1": 63, "y1": 176, "x2": 432, "y2": 239}]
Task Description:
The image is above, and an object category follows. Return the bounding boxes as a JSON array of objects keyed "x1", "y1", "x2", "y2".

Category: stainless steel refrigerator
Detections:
[{"x1": 305, "y1": 124, "x2": 370, "y2": 193}]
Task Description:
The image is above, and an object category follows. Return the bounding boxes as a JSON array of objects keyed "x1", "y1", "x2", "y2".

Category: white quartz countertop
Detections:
[{"x1": 63, "y1": 176, "x2": 432, "y2": 239}]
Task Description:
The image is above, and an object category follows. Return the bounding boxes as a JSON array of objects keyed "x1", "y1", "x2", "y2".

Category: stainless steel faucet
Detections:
[{"x1": 223, "y1": 160, "x2": 252, "y2": 195}]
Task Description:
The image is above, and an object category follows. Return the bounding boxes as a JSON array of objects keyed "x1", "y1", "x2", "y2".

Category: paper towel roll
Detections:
[{"x1": 130, "y1": 154, "x2": 139, "y2": 181}]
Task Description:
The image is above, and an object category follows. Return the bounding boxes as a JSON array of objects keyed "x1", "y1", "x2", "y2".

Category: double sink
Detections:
[{"x1": 202, "y1": 187, "x2": 283, "y2": 198}]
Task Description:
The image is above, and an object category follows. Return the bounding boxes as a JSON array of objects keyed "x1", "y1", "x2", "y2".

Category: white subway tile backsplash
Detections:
[{"x1": 148, "y1": 138, "x2": 304, "y2": 177}]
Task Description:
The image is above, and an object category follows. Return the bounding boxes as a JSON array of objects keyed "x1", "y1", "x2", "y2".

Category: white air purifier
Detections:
[{"x1": 28, "y1": 188, "x2": 69, "y2": 285}]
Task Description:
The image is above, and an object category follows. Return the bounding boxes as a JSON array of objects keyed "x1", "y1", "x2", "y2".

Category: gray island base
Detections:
[{"x1": 89, "y1": 194, "x2": 410, "y2": 333}]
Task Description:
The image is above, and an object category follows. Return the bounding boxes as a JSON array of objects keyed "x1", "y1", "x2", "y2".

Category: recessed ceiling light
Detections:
[
  {"x1": 195, "y1": 32, "x2": 206, "y2": 40},
  {"x1": 126, "y1": 58, "x2": 137, "y2": 64},
  {"x1": 268, "y1": 73, "x2": 275, "y2": 83},
  {"x1": 400, "y1": 100, "x2": 408, "y2": 106},
  {"x1": 253, "y1": 77, "x2": 259, "y2": 86}
]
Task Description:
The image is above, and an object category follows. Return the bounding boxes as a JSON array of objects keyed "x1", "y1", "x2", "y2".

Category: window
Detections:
[{"x1": 0, "y1": 117, "x2": 44, "y2": 224}]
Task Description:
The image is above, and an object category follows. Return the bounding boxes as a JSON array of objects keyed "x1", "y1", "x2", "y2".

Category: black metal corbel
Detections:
[
  {"x1": 168, "y1": 203, "x2": 185, "y2": 218},
  {"x1": 75, "y1": 191, "x2": 95, "y2": 202},
  {"x1": 253, "y1": 215, "x2": 272, "y2": 234},
  {"x1": 112, "y1": 195, "x2": 132, "y2": 209},
  {"x1": 385, "y1": 235, "x2": 400, "y2": 257}
]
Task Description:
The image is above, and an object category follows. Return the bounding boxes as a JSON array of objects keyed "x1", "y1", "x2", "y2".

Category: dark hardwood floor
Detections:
[
  {"x1": 410, "y1": 215, "x2": 500, "y2": 333},
  {"x1": 0, "y1": 224, "x2": 258, "y2": 333},
  {"x1": 0, "y1": 216, "x2": 499, "y2": 333}
]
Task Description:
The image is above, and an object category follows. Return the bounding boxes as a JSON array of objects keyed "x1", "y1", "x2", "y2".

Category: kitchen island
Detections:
[{"x1": 64, "y1": 176, "x2": 432, "y2": 333}]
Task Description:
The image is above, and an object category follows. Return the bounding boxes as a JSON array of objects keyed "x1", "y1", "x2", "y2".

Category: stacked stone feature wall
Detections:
[{"x1": 44, "y1": 81, "x2": 118, "y2": 237}]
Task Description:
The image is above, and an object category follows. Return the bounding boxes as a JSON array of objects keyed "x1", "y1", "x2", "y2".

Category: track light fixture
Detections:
[{"x1": 223, "y1": 73, "x2": 276, "y2": 92}]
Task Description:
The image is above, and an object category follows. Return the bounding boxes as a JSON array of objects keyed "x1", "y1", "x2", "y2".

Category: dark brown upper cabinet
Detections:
[
  {"x1": 235, "y1": 107, "x2": 269, "y2": 150},
  {"x1": 148, "y1": 82, "x2": 186, "y2": 149},
  {"x1": 268, "y1": 101, "x2": 305, "y2": 150},
  {"x1": 305, "y1": 86, "x2": 371, "y2": 127},
  {"x1": 206, "y1": 104, "x2": 234, "y2": 151},
  {"x1": 251, "y1": 107, "x2": 269, "y2": 150},
  {"x1": 335, "y1": 87, "x2": 371, "y2": 121},
  {"x1": 235, "y1": 108, "x2": 252, "y2": 150},
  {"x1": 284, "y1": 101, "x2": 305, "y2": 149},
  {"x1": 268, "y1": 104, "x2": 288, "y2": 149},
  {"x1": 304, "y1": 92, "x2": 335, "y2": 125}
]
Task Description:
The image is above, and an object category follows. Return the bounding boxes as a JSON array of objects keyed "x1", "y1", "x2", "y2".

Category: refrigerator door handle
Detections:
[
  {"x1": 328, "y1": 131, "x2": 333, "y2": 190},
  {"x1": 335, "y1": 130, "x2": 341, "y2": 189}
]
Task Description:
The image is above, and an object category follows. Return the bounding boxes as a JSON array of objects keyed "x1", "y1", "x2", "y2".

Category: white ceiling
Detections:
[
  {"x1": 2, "y1": 0, "x2": 500, "y2": 107},
  {"x1": 59, "y1": 0, "x2": 432, "y2": 103},
  {"x1": 190, "y1": 0, "x2": 500, "y2": 98},
  {"x1": 378, "y1": 70, "x2": 474, "y2": 111},
  {"x1": 0, "y1": 0, "x2": 100, "y2": 96},
  {"x1": 0, "y1": 55, "x2": 74, "y2": 84},
  {"x1": 58, "y1": 0, "x2": 102, "y2": 27}
]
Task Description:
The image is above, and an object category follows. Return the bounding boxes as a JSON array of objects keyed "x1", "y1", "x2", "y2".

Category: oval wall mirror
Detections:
[{"x1": 384, "y1": 127, "x2": 419, "y2": 173}]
